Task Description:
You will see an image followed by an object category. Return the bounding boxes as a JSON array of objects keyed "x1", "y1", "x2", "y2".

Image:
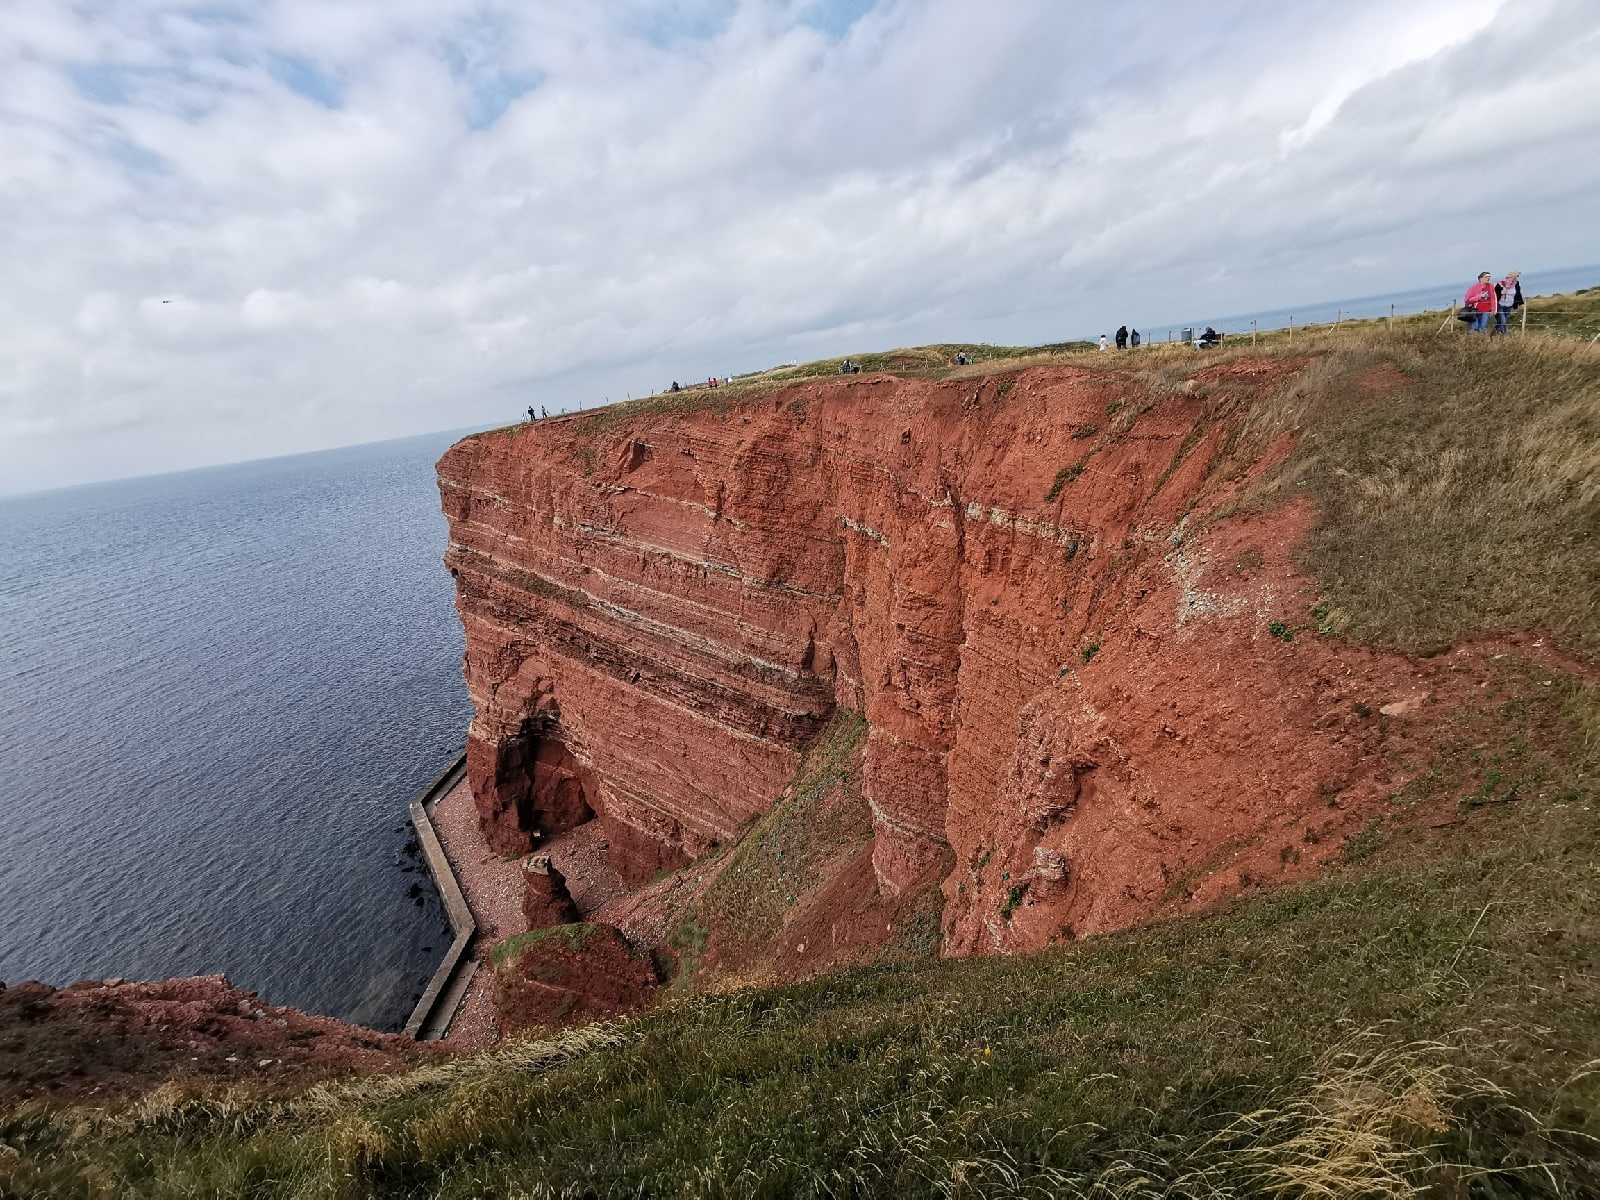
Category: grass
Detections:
[
  {"x1": 692, "y1": 710, "x2": 871, "y2": 962},
  {"x1": 1043, "y1": 461, "x2": 1084, "y2": 502},
  {"x1": 489, "y1": 923, "x2": 598, "y2": 968},
  {"x1": 5, "y1": 673, "x2": 1595, "y2": 1195},
  {"x1": 492, "y1": 286, "x2": 1598, "y2": 444},
  {"x1": 1184, "y1": 331, "x2": 1600, "y2": 656},
  {"x1": 760, "y1": 341, "x2": 1092, "y2": 384}
]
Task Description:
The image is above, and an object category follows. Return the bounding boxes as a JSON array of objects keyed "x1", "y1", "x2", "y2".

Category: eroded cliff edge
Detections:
[{"x1": 438, "y1": 358, "x2": 1516, "y2": 962}]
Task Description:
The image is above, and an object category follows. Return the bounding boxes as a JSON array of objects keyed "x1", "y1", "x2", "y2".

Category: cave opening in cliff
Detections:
[{"x1": 495, "y1": 723, "x2": 596, "y2": 845}]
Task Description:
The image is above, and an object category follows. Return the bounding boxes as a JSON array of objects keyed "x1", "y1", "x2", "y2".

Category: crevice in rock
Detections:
[{"x1": 475, "y1": 719, "x2": 598, "y2": 855}]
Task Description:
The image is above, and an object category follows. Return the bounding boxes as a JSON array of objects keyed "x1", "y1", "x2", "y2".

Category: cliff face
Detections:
[{"x1": 439, "y1": 362, "x2": 1451, "y2": 955}]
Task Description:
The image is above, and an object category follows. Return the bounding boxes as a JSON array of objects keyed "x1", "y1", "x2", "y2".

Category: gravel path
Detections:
[
  {"x1": 427, "y1": 783, "x2": 648, "y2": 1048},
  {"x1": 431, "y1": 777, "x2": 524, "y2": 1050}
]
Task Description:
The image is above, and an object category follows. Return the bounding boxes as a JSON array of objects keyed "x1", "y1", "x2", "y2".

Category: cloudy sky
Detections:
[{"x1": 2, "y1": 0, "x2": 1598, "y2": 495}]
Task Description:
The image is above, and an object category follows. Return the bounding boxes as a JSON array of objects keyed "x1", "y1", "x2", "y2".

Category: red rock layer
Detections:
[
  {"x1": 491, "y1": 925, "x2": 659, "y2": 1032},
  {"x1": 521, "y1": 854, "x2": 581, "y2": 929},
  {"x1": 438, "y1": 362, "x2": 1512, "y2": 955},
  {"x1": 0, "y1": 975, "x2": 432, "y2": 1102}
]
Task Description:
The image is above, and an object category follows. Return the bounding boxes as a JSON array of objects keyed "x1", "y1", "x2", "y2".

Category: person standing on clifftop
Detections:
[
  {"x1": 1098, "y1": 334, "x2": 1109, "y2": 351},
  {"x1": 526, "y1": 406, "x2": 536, "y2": 422},
  {"x1": 1465, "y1": 271, "x2": 1497, "y2": 333},
  {"x1": 1495, "y1": 271, "x2": 1523, "y2": 335},
  {"x1": 1130, "y1": 328, "x2": 1141, "y2": 348},
  {"x1": 1115, "y1": 325, "x2": 1128, "y2": 349}
]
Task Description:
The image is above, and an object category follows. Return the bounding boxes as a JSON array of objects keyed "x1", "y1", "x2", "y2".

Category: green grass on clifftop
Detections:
[{"x1": 525, "y1": 285, "x2": 1597, "y2": 439}]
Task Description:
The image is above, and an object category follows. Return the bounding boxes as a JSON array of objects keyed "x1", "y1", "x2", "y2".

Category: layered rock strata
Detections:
[{"x1": 440, "y1": 362, "x2": 1472, "y2": 954}]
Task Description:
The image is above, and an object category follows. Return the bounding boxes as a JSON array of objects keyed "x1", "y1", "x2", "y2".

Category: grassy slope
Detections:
[
  {"x1": 687, "y1": 711, "x2": 872, "y2": 963},
  {"x1": 1141, "y1": 330, "x2": 1600, "y2": 658},
  {"x1": 6, "y1": 326, "x2": 1599, "y2": 1199}
]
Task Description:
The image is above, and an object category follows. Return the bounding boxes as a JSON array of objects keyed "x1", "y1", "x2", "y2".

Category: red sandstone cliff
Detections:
[{"x1": 439, "y1": 362, "x2": 1499, "y2": 960}]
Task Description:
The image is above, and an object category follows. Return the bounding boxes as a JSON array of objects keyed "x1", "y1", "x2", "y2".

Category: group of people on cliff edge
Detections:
[
  {"x1": 1462, "y1": 270, "x2": 1524, "y2": 334},
  {"x1": 1098, "y1": 326, "x2": 1142, "y2": 351}
]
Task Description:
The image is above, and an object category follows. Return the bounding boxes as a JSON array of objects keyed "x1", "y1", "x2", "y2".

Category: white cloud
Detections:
[{"x1": 0, "y1": 0, "x2": 1597, "y2": 495}]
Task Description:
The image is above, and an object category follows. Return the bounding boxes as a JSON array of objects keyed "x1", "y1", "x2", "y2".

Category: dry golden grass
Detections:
[
  {"x1": 1230, "y1": 332, "x2": 1600, "y2": 654},
  {"x1": 95, "y1": 1022, "x2": 632, "y2": 1141}
]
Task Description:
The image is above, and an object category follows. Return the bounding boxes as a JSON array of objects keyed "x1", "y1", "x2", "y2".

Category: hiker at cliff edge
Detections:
[
  {"x1": 1130, "y1": 328, "x2": 1141, "y2": 348},
  {"x1": 1098, "y1": 334, "x2": 1109, "y2": 351},
  {"x1": 1495, "y1": 271, "x2": 1523, "y2": 335},
  {"x1": 1465, "y1": 272, "x2": 1497, "y2": 333},
  {"x1": 1115, "y1": 325, "x2": 1128, "y2": 349}
]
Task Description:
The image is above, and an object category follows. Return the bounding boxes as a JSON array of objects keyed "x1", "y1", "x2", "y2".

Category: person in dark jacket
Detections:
[
  {"x1": 1115, "y1": 325, "x2": 1128, "y2": 349},
  {"x1": 1130, "y1": 329, "x2": 1141, "y2": 348},
  {"x1": 1494, "y1": 271, "x2": 1523, "y2": 335}
]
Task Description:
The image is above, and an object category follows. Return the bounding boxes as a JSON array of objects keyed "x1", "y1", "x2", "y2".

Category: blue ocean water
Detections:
[{"x1": 0, "y1": 432, "x2": 473, "y2": 1031}]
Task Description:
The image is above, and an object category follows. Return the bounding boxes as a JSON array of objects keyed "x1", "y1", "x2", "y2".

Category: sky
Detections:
[{"x1": 2, "y1": 0, "x2": 1598, "y2": 495}]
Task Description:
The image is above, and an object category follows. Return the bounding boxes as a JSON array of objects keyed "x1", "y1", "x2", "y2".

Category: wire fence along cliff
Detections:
[
  {"x1": 1149, "y1": 298, "x2": 1600, "y2": 346},
  {"x1": 1143, "y1": 270, "x2": 1600, "y2": 346}
]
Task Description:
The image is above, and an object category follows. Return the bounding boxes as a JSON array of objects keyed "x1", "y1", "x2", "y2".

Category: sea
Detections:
[{"x1": 0, "y1": 431, "x2": 474, "y2": 1031}]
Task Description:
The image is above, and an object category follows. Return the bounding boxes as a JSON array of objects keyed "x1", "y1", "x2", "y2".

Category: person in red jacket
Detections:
[{"x1": 1464, "y1": 272, "x2": 1496, "y2": 333}]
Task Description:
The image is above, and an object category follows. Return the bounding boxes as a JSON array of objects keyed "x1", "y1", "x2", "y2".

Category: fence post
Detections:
[
  {"x1": 1522, "y1": 304, "x2": 1528, "y2": 337},
  {"x1": 1389, "y1": 303, "x2": 1394, "y2": 330},
  {"x1": 1288, "y1": 315, "x2": 1293, "y2": 344},
  {"x1": 1336, "y1": 309, "x2": 1342, "y2": 328},
  {"x1": 1251, "y1": 319, "x2": 1257, "y2": 345}
]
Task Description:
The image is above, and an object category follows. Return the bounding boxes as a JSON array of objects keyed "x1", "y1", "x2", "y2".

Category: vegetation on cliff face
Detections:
[
  {"x1": 691, "y1": 709, "x2": 870, "y2": 960},
  {"x1": 1189, "y1": 333, "x2": 1599, "y2": 656},
  {"x1": 5, "y1": 318, "x2": 1599, "y2": 1197}
]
